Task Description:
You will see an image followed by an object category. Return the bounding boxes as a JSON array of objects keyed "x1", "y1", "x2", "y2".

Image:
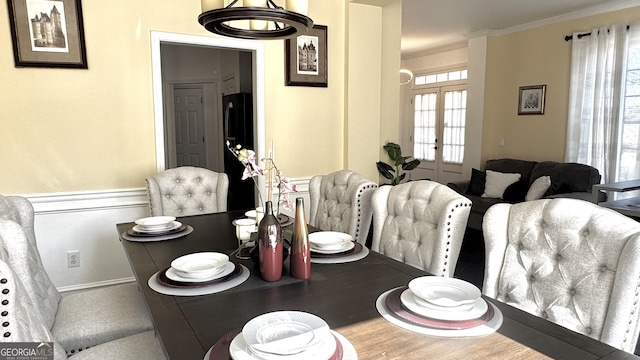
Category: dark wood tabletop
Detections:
[{"x1": 117, "y1": 211, "x2": 636, "y2": 360}]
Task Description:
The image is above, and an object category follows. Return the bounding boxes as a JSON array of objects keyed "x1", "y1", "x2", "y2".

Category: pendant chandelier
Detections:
[{"x1": 199, "y1": 0, "x2": 313, "y2": 40}]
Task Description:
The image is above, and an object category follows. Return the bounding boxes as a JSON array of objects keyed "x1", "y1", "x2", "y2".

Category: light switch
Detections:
[{"x1": 499, "y1": 138, "x2": 505, "y2": 147}]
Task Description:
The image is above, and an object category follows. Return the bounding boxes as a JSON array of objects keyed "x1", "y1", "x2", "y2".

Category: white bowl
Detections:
[
  {"x1": 242, "y1": 311, "x2": 330, "y2": 356},
  {"x1": 408, "y1": 276, "x2": 481, "y2": 308},
  {"x1": 134, "y1": 216, "x2": 176, "y2": 230},
  {"x1": 308, "y1": 231, "x2": 353, "y2": 250},
  {"x1": 170, "y1": 252, "x2": 229, "y2": 278}
]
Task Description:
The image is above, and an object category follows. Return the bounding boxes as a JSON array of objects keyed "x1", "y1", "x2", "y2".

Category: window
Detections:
[
  {"x1": 414, "y1": 69, "x2": 467, "y2": 86},
  {"x1": 566, "y1": 23, "x2": 640, "y2": 184}
]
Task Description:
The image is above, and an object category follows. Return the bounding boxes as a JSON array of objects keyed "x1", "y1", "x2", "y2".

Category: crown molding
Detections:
[{"x1": 483, "y1": 0, "x2": 640, "y2": 37}]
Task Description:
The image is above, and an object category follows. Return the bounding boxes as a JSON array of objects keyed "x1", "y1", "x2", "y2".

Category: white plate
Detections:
[
  {"x1": 242, "y1": 311, "x2": 330, "y2": 356},
  {"x1": 408, "y1": 276, "x2": 481, "y2": 307},
  {"x1": 132, "y1": 221, "x2": 182, "y2": 234},
  {"x1": 134, "y1": 216, "x2": 176, "y2": 228},
  {"x1": 377, "y1": 288, "x2": 503, "y2": 338},
  {"x1": 310, "y1": 241, "x2": 355, "y2": 254},
  {"x1": 411, "y1": 295, "x2": 476, "y2": 312},
  {"x1": 400, "y1": 289, "x2": 488, "y2": 321},
  {"x1": 171, "y1": 252, "x2": 229, "y2": 277},
  {"x1": 231, "y1": 330, "x2": 335, "y2": 360},
  {"x1": 165, "y1": 261, "x2": 235, "y2": 283},
  {"x1": 308, "y1": 232, "x2": 354, "y2": 250}
]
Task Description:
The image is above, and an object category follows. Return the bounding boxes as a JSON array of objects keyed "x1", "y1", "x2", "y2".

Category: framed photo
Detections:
[
  {"x1": 518, "y1": 85, "x2": 546, "y2": 115},
  {"x1": 285, "y1": 25, "x2": 327, "y2": 87},
  {"x1": 7, "y1": 0, "x2": 88, "y2": 68}
]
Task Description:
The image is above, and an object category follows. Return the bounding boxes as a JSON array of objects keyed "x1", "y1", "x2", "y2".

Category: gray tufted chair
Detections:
[
  {"x1": 0, "y1": 252, "x2": 166, "y2": 360},
  {"x1": 371, "y1": 180, "x2": 472, "y2": 277},
  {"x1": 0, "y1": 195, "x2": 154, "y2": 355},
  {"x1": 483, "y1": 198, "x2": 640, "y2": 353},
  {"x1": 145, "y1": 166, "x2": 229, "y2": 216},
  {"x1": 309, "y1": 170, "x2": 378, "y2": 245}
]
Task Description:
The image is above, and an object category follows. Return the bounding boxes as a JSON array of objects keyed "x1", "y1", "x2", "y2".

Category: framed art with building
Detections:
[
  {"x1": 285, "y1": 25, "x2": 327, "y2": 87},
  {"x1": 518, "y1": 85, "x2": 546, "y2": 115},
  {"x1": 7, "y1": 0, "x2": 87, "y2": 68}
]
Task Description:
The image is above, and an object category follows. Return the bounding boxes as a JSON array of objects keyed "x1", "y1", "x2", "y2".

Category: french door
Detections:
[{"x1": 411, "y1": 85, "x2": 466, "y2": 184}]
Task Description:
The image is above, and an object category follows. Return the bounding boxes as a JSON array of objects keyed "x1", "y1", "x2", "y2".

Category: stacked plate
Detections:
[
  {"x1": 133, "y1": 216, "x2": 182, "y2": 234},
  {"x1": 231, "y1": 311, "x2": 339, "y2": 360},
  {"x1": 401, "y1": 277, "x2": 487, "y2": 322},
  {"x1": 165, "y1": 252, "x2": 232, "y2": 283},
  {"x1": 309, "y1": 232, "x2": 355, "y2": 254}
]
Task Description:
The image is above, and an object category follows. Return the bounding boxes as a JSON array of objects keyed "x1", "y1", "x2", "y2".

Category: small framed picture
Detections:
[
  {"x1": 518, "y1": 85, "x2": 546, "y2": 115},
  {"x1": 7, "y1": 0, "x2": 88, "y2": 68},
  {"x1": 285, "y1": 25, "x2": 327, "y2": 87}
]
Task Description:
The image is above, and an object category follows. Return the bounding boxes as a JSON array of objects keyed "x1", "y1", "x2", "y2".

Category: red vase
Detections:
[{"x1": 258, "y1": 201, "x2": 283, "y2": 281}]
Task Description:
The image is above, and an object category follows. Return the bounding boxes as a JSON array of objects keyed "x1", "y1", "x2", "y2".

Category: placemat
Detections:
[
  {"x1": 311, "y1": 246, "x2": 369, "y2": 264},
  {"x1": 376, "y1": 287, "x2": 503, "y2": 337},
  {"x1": 384, "y1": 286, "x2": 493, "y2": 330},
  {"x1": 148, "y1": 264, "x2": 249, "y2": 296},
  {"x1": 122, "y1": 225, "x2": 193, "y2": 242},
  {"x1": 156, "y1": 263, "x2": 243, "y2": 288}
]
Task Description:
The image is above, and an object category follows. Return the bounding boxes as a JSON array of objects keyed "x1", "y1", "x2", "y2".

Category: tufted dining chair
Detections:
[
  {"x1": 309, "y1": 170, "x2": 378, "y2": 245},
  {"x1": 0, "y1": 253, "x2": 166, "y2": 360},
  {"x1": 371, "y1": 180, "x2": 472, "y2": 277},
  {"x1": 145, "y1": 166, "x2": 229, "y2": 217},
  {"x1": 0, "y1": 195, "x2": 154, "y2": 355},
  {"x1": 483, "y1": 198, "x2": 640, "y2": 353}
]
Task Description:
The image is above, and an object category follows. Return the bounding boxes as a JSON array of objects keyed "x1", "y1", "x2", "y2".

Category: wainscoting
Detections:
[{"x1": 25, "y1": 178, "x2": 310, "y2": 292}]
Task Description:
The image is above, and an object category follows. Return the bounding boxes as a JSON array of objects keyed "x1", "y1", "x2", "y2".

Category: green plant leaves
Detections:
[
  {"x1": 376, "y1": 161, "x2": 395, "y2": 180},
  {"x1": 377, "y1": 142, "x2": 421, "y2": 185},
  {"x1": 402, "y1": 159, "x2": 420, "y2": 171}
]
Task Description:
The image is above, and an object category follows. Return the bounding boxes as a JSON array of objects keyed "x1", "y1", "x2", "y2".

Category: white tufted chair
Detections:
[
  {"x1": 145, "y1": 166, "x2": 229, "y2": 216},
  {"x1": 483, "y1": 198, "x2": 640, "y2": 353},
  {"x1": 0, "y1": 252, "x2": 166, "y2": 360},
  {"x1": 371, "y1": 180, "x2": 472, "y2": 277},
  {"x1": 309, "y1": 170, "x2": 378, "y2": 245},
  {"x1": 0, "y1": 195, "x2": 154, "y2": 356}
]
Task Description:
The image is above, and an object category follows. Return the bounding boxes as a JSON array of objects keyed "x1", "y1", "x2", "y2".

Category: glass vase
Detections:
[
  {"x1": 258, "y1": 201, "x2": 283, "y2": 281},
  {"x1": 290, "y1": 197, "x2": 311, "y2": 279}
]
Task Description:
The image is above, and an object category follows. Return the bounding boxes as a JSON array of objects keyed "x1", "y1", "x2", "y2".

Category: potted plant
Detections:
[{"x1": 376, "y1": 142, "x2": 421, "y2": 185}]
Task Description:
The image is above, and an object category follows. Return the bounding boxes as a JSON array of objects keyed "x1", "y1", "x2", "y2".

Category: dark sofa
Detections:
[{"x1": 447, "y1": 158, "x2": 603, "y2": 231}]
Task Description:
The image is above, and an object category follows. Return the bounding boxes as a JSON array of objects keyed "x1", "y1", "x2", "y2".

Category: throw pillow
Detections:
[
  {"x1": 466, "y1": 168, "x2": 486, "y2": 196},
  {"x1": 503, "y1": 179, "x2": 530, "y2": 202},
  {"x1": 526, "y1": 176, "x2": 552, "y2": 201},
  {"x1": 482, "y1": 170, "x2": 521, "y2": 199}
]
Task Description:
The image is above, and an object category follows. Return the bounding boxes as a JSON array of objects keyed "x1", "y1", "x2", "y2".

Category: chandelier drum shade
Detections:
[{"x1": 199, "y1": 0, "x2": 313, "y2": 40}]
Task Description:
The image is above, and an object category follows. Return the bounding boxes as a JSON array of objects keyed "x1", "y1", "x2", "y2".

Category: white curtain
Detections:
[{"x1": 565, "y1": 24, "x2": 628, "y2": 183}]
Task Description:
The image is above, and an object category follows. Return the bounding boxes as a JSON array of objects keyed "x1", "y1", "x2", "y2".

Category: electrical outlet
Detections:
[{"x1": 67, "y1": 251, "x2": 80, "y2": 268}]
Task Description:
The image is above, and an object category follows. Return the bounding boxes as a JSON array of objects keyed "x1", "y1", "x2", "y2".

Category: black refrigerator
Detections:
[{"x1": 223, "y1": 92, "x2": 255, "y2": 211}]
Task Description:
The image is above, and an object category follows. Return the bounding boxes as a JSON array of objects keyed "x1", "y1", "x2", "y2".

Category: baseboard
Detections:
[{"x1": 58, "y1": 277, "x2": 136, "y2": 293}]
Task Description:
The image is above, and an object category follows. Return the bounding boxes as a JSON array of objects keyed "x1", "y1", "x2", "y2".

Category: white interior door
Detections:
[
  {"x1": 410, "y1": 85, "x2": 466, "y2": 184},
  {"x1": 174, "y1": 85, "x2": 207, "y2": 167}
]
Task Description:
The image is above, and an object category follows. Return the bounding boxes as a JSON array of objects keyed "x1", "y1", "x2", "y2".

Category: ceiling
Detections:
[{"x1": 401, "y1": 0, "x2": 639, "y2": 57}]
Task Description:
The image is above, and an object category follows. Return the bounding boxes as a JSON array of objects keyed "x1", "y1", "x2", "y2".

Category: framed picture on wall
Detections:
[
  {"x1": 7, "y1": 0, "x2": 88, "y2": 68},
  {"x1": 518, "y1": 85, "x2": 546, "y2": 115},
  {"x1": 285, "y1": 25, "x2": 327, "y2": 87}
]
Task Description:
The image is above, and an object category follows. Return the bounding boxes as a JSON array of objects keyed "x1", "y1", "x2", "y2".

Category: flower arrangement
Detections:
[{"x1": 226, "y1": 141, "x2": 297, "y2": 214}]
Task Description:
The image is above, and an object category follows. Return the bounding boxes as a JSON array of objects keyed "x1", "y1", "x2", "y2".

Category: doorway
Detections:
[
  {"x1": 410, "y1": 84, "x2": 466, "y2": 184},
  {"x1": 150, "y1": 31, "x2": 267, "y2": 208}
]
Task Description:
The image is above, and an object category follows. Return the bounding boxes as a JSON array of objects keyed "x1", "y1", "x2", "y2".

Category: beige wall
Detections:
[
  {"x1": 482, "y1": 6, "x2": 640, "y2": 165},
  {"x1": 0, "y1": 0, "x2": 370, "y2": 194}
]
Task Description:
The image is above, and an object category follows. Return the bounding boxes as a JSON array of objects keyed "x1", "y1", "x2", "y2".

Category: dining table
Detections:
[{"x1": 117, "y1": 211, "x2": 638, "y2": 360}]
